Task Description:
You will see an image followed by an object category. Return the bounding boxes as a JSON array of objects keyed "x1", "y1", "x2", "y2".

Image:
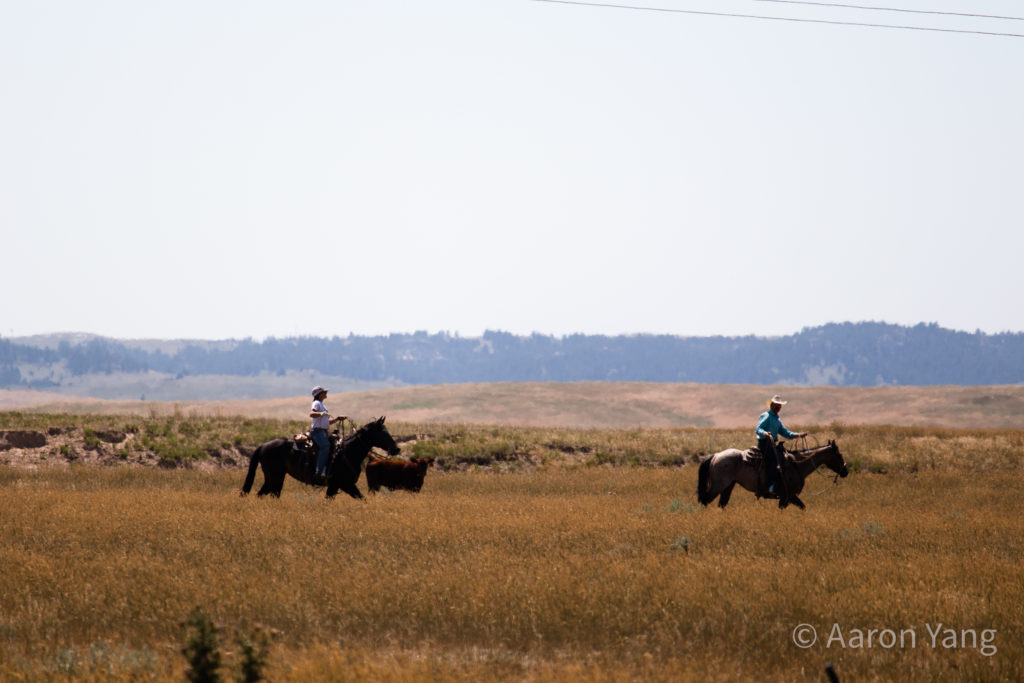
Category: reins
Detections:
[
  {"x1": 782, "y1": 438, "x2": 830, "y2": 464},
  {"x1": 327, "y1": 419, "x2": 365, "y2": 479},
  {"x1": 325, "y1": 419, "x2": 395, "y2": 479},
  {"x1": 806, "y1": 468, "x2": 841, "y2": 496},
  {"x1": 785, "y1": 441, "x2": 842, "y2": 496}
]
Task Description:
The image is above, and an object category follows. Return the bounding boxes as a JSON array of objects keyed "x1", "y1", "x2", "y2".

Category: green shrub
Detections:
[
  {"x1": 182, "y1": 609, "x2": 222, "y2": 683},
  {"x1": 235, "y1": 627, "x2": 272, "y2": 683}
]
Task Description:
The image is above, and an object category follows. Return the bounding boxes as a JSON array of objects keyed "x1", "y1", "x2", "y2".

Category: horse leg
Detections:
[
  {"x1": 777, "y1": 481, "x2": 796, "y2": 509},
  {"x1": 325, "y1": 476, "x2": 365, "y2": 500},
  {"x1": 256, "y1": 462, "x2": 274, "y2": 497},
  {"x1": 339, "y1": 481, "x2": 365, "y2": 500},
  {"x1": 258, "y1": 461, "x2": 285, "y2": 497},
  {"x1": 718, "y1": 482, "x2": 736, "y2": 509},
  {"x1": 776, "y1": 469, "x2": 805, "y2": 509},
  {"x1": 258, "y1": 478, "x2": 282, "y2": 498}
]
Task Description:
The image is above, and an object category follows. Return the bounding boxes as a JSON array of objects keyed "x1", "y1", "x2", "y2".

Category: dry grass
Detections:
[
  {"x1": 1, "y1": 456, "x2": 1021, "y2": 681},
  {"x1": 6, "y1": 382, "x2": 1024, "y2": 429}
]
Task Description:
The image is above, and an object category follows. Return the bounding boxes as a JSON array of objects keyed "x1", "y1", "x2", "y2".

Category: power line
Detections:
[
  {"x1": 530, "y1": 0, "x2": 1024, "y2": 38},
  {"x1": 751, "y1": 0, "x2": 1024, "y2": 23}
]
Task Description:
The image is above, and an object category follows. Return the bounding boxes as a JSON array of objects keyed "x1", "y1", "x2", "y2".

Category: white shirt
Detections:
[{"x1": 311, "y1": 399, "x2": 330, "y2": 430}]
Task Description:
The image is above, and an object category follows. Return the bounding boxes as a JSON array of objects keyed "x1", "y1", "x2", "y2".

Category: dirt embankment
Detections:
[{"x1": 0, "y1": 428, "x2": 241, "y2": 471}]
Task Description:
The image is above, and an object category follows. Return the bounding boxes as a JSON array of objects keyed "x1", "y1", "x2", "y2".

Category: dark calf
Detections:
[{"x1": 365, "y1": 455, "x2": 434, "y2": 493}]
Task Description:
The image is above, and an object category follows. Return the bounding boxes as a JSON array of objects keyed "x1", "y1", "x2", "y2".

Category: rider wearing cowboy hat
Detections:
[
  {"x1": 310, "y1": 386, "x2": 346, "y2": 480},
  {"x1": 756, "y1": 395, "x2": 807, "y2": 497}
]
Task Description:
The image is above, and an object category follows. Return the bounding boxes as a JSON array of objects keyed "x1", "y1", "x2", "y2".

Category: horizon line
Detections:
[{"x1": 4, "y1": 321, "x2": 1021, "y2": 345}]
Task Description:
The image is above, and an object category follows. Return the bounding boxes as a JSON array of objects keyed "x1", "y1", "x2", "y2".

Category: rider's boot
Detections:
[{"x1": 766, "y1": 465, "x2": 779, "y2": 498}]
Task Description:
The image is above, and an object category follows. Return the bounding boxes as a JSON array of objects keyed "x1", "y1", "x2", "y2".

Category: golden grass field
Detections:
[{"x1": 1, "y1": 383, "x2": 1023, "y2": 681}]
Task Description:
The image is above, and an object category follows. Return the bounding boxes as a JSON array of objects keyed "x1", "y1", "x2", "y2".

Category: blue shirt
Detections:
[{"x1": 756, "y1": 410, "x2": 798, "y2": 442}]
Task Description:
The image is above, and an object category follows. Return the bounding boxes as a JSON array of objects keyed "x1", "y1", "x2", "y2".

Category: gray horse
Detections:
[{"x1": 697, "y1": 440, "x2": 848, "y2": 509}]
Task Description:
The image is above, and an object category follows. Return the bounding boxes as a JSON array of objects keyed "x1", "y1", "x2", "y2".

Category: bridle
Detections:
[
  {"x1": 786, "y1": 441, "x2": 846, "y2": 495},
  {"x1": 807, "y1": 468, "x2": 842, "y2": 496},
  {"x1": 327, "y1": 419, "x2": 398, "y2": 478}
]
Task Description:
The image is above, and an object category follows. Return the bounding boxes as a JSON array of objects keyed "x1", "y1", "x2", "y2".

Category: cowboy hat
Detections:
[
  {"x1": 767, "y1": 395, "x2": 787, "y2": 407},
  {"x1": 311, "y1": 386, "x2": 328, "y2": 397}
]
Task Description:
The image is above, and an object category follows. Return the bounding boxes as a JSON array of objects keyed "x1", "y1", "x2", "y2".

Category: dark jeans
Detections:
[
  {"x1": 758, "y1": 436, "x2": 781, "y2": 490},
  {"x1": 311, "y1": 428, "x2": 330, "y2": 476}
]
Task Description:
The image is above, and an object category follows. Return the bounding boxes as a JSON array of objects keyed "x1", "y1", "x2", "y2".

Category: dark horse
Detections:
[
  {"x1": 697, "y1": 440, "x2": 848, "y2": 510},
  {"x1": 241, "y1": 417, "x2": 401, "y2": 499}
]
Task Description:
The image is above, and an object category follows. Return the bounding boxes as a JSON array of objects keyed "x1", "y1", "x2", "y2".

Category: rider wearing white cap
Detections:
[
  {"x1": 755, "y1": 395, "x2": 807, "y2": 497},
  {"x1": 310, "y1": 386, "x2": 346, "y2": 479}
]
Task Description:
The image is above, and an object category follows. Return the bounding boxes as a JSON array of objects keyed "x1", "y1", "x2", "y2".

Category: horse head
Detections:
[
  {"x1": 825, "y1": 439, "x2": 849, "y2": 478},
  {"x1": 363, "y1": 416, "x2": 401, "y2": 456}
]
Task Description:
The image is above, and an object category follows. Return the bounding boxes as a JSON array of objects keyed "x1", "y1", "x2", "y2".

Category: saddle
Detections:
[
  {"x1": 741, "y1": 443, "x2": 790, "y2": 465},
  {"x1": 292, "y1": 430, "x2": 341, "y2": 481},
  {"x1": 292, "y1": 432, "x2": 315, "y2": 454},
  {"x1": 740, "y1": 447, "x2": 762, "y2": 465},
  {"x1": 746, "y1": 444, "x2": 794, "y2": 491}
]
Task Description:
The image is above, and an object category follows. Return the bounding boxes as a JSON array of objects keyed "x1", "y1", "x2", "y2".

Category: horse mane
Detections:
[{"x1": 337, "y1": 417, "x2": 385, "y2": 449}]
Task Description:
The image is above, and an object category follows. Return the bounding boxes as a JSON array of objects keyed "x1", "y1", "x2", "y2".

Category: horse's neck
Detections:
[
  {"x1": 792, "y1": 445, "x2": 831, "y2": 476},
  {"x1": 340, "y1": 431, "x2": 372, "y2": 462}
]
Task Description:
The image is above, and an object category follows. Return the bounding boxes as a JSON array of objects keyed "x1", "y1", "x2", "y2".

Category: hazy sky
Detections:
[{"x1": 3, "y1": 1, "x2": 1022, "y2": 341}]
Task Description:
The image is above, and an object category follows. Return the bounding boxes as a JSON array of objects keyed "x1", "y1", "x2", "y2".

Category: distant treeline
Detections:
[{"x1": 3, "y1": 322, "x2": 1024, "y2": 388}]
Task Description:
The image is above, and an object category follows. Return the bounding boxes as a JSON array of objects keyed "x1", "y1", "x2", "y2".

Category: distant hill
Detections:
[{"x1": 2, "y1": 322, "x2": 1023, "y2": 400}]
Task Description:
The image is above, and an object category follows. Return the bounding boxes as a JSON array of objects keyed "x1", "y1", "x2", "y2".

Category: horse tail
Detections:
[
  {"x1": 241, "y1": 444, "x2": 262, "y2": 496},
  {"x1": 697, "y1": 455, "x2": 712, "y2": 506}
]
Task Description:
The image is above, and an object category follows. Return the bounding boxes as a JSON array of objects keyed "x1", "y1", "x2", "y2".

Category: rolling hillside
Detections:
[{"x1": 3, "y1": 382, "x2": 1023, "y2": 430}]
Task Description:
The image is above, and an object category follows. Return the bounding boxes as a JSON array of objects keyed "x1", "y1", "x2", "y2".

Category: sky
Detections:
[{"x1": 2, "y1": 0, "x2": 1022, "y2": 341}]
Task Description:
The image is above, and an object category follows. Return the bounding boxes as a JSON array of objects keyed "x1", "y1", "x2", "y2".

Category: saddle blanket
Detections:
[{"x1": 741, "y1": 447, "x2": 791, "y2": 465}]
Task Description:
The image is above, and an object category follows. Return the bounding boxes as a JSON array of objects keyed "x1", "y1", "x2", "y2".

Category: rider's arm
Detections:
[
  {"x1": 780, "y1": 422, "x2": 810, "y2": 439},
  {"x1": 755, "y1": 412, "x2": 774, "y2": 439},
  {"x1": 310, "y1": 400, "x2": 329, "y2": 419}
]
